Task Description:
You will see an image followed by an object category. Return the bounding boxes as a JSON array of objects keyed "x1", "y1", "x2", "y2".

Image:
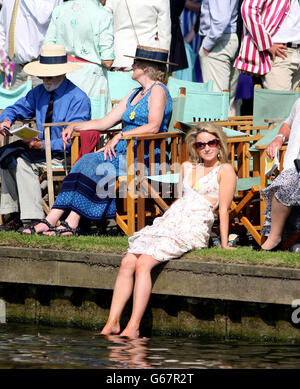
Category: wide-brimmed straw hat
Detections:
[
  {"x1": 24, "y1": 44, "x2": 82, "y2": 77},
  {"x1": 124, "y1": 45, "x2": 177, "y2": 66}
]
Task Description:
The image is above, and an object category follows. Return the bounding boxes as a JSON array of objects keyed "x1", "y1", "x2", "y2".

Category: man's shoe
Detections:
[{"x1": 0, "y1": 219, "x2": 23, "y2": 231}]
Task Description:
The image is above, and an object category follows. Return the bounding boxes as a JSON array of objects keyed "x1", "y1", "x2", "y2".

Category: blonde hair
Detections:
[
  {"x1": 135, "y1": 60, "x2": 168, "y2": 84},
  {"x1": 185, "y1": 122, "x2": 229, "y2": 164}
]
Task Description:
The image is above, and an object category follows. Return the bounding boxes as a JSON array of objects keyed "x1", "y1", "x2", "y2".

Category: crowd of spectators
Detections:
[{"x1": 0, "y1": 0, "x2": 298, "y2": 253}]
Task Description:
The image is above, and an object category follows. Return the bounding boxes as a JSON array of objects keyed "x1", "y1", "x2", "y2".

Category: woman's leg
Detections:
[
  {"x1": 262, "y1": 195, "x2": 292, "y2": 250},
  {"x1": 100, "y1": 253, "x2": 140, "y2": 335},
  {"x1": 120, "y1": 254, "x2": 161, "y2": 338},
  {"x1": 22, "y1": 208, "x2": 64, "y2": 234}
]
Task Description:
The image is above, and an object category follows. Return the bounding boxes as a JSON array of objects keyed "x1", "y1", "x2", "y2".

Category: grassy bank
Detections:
[{"x1": 0, "y1": 231, "x2": 299, "y2": 269}]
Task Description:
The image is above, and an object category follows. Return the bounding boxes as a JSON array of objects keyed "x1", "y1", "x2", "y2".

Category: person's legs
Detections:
[
  {"x1": 199, "y1": 33, "x2": 239, "y2": 114},
  {"x1": 101, "y1": 253, "x2": 139, "y2": 335},
  {"x1": 15, "y1": 157, "x2": 45, "y2": 221},
  {"x1": 120, "y1": 254, "x2": 161, "y2": 338},
  {"x1": 261, "y1": 195, "x2": 292, "y2": 250},
  {"x1": 0, "y1": 167, "x2": 19, "y2": 217},
  {"x1": 262, "y1": 48, "x2": 296, "y2": 90}
]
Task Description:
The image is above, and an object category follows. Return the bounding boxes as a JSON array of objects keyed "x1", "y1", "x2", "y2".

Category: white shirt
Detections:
[
  {"x1": 283, "y1": 97, "x2": 300, "y2": 170},
  {"x1": 273, "y1": 0, "x2": 300, "y2": 44},
  {"x1": 0, "y1": 0, "x2": 62, "y2": 64},
  {"x1": 105, "y1": 0, "x2": 171, "y2": 68}
]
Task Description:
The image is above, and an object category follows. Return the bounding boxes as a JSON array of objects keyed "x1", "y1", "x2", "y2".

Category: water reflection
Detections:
[
  {"x1": 0, "y1": 323, "x2": 300, "y2": 369},
  {"x1": 106, "y1": 335, "x2": 152, "y2": 369}
]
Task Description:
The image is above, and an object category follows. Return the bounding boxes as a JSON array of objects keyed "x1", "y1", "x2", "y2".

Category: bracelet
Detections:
[{"x1": 276, "y1": 134, "x2": 286, "y2": 142}]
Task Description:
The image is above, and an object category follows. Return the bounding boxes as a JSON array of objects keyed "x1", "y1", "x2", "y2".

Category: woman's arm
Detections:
[
  {"x1": 266, "y1": 122, "x2": 291, "y2": 159},
  {"x1": 218, "y1": 163, "x2": 237, "y2": 249},
  {"x1": 61, "y1": 92, "x2": 130, "y2": 144},
  {"x1": 100, "y1": 84, "x2": 168, "y2": 161}
]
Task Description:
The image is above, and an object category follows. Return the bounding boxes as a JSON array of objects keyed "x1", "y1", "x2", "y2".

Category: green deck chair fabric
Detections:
[
  {"x1": 167, "y1": 76, "x2": 213, "y2": 98},
  {"x1": 183, "y1": 90, "x2": 229, "y2": 123},
  {"x1": 168, "y1": 94, "x2": 186, "y2": 131},
  {"x1": 0, "y1": 80, "x2": 32, "y2": 109},
  {"x1": 253, "y1": 88, "x2": 300, "y2": 128},
  {"x1": 107, "y1": 70, "x2": 139, "y2": 101},
  {"x1": 248, "y1": 122, "x2": 283, "y2": 153}
]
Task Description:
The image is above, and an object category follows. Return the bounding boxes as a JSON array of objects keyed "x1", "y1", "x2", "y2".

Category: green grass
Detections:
[{"x1": 0, "y1": 231, "x2": 299, "y2": 268}]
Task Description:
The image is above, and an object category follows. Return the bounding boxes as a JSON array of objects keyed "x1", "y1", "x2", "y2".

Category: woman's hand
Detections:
[
  {"x1": 97, "y1": 133, "x2": 122, "y2": 161},
  {"x1": 61, "y1": 122, "x2": 88, "y2": 145},
  {"x1": 266, "y1": 137, "x2": 282, "y2": 159}
]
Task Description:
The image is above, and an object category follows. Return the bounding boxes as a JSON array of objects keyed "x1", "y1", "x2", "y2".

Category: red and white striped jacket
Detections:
[{"x1": 234, "y1": 0, "x2": 290, "y2": 75}]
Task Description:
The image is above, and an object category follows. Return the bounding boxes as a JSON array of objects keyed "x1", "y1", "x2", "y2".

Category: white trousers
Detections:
[
  {"x1": 199, "y1": 33, "x2": 240, "y2": 115},
  {"x1": 0, "y1": 156, "x2": 63, "y2": 220}
]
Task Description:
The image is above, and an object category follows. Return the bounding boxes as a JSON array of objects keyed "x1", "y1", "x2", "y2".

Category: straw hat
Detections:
[
  {"x1": 124, "y1": 45, "x2": 177, "y2": 66},
  {"x1": 24, "y1": 44, "x2": 82, "y2": 77}
]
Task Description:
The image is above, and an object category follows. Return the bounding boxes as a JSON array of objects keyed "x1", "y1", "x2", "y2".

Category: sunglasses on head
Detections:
[{"x1": 194, "y1": 138, "x2": 219, "y2": 150}]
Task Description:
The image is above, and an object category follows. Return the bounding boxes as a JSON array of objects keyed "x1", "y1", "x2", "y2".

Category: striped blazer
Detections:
[{"x1": 234, "y1": 0, "x2": 290, "y2": 75}]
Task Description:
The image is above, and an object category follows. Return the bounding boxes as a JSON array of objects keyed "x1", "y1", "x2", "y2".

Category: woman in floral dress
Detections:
[{"x1": 101, "y1": 123, "x2": 237, "y2": 338}]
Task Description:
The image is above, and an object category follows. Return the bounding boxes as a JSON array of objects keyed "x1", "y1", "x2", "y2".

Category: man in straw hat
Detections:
[{"x1": 0, "y1": 44, "x2": 91, "y2": 231}]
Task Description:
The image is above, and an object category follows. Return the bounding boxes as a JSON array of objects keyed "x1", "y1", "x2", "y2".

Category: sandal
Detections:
[
  {"x1": 43, "y1": 220, "x2": 79, "y2": 237},
  {"x1": 19, "y1": 219, "x2": 53, "y2": 235}
]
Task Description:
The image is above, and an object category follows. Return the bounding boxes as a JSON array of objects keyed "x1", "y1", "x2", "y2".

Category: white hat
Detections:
[{"x1": 24, "y1": 44, "x2": 82, "y2": 77}]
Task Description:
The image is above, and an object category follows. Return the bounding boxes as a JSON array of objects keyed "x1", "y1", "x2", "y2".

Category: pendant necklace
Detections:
[{"x1": 130, "y1": 83, "x2": 157, "y2": 120}]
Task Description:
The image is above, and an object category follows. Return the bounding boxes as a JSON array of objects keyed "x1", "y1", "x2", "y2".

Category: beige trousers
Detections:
[
  {"x1": 0, "y1": 156, "x2": 64, "y2": 220},
  {"x1": 263, "y1": 47, "x2": 300, "y2": 90},
  {"x1": 199, "y1": 33, "x2": 240, "y2": 115}
]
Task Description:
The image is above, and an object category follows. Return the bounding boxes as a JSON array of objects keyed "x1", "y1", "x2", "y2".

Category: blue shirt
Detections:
[
  {"x1": 199, "y1": 0, "x2": 239, "y2": 52},
  {"x1": 0, "y1": 78, "x2": 91, "y2": 153}
]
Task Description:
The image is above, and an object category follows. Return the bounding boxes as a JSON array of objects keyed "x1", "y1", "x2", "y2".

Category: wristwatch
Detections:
[
  {"x1": 276, "y1": 134, "x2": 286, "y2": 142},
  {"x1": 120, "y1": 131, "x2": 124, "y2": 137}
]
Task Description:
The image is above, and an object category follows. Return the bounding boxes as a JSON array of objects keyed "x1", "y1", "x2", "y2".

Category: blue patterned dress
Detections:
[{"x1": 52, "y1": 83, "x2": 172, "y2": 220}]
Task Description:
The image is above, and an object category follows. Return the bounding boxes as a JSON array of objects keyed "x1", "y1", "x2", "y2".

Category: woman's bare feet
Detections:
[
  {"x1": 120, "y1": 325, "x2": 140, "y2": 339},
  {"x1": 100, "y1": 321, "x2": 121, "y2": 336}
]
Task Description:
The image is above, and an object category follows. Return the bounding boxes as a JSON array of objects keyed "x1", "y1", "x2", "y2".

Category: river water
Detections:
[{"x1": 1, "y1": 323, "x2": 300, "y2": 369}]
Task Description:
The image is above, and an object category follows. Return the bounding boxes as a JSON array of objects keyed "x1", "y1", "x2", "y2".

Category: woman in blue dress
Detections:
[{"x1": 23, "y1": 46, "x2": 174, "y2": 235}]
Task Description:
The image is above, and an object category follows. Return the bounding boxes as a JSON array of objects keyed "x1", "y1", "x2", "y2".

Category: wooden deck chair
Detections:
[
  {"x1": 251, "y1": 127, "x2": 300, "y2": 250},
  {"x1": 42, "y1": 122, "x2": 81, "y2": 214},
  {"x1": 239, "y1": 85, "x2": 300, "y2": 136},
  {"x1": 115, "y1": 131, "x2": 186, "y2": 235},
  {"x1": 167, "y1": 76, "x2": 213, "y2": 98},
  {"x1": 139, "y1": 124, "x2": 263, "y2": 244}
]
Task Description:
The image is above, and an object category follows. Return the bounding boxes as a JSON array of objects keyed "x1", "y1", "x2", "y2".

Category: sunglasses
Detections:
[
  {"x1": 194, "y1": 139, "x2": 219, "y2": 150},
  {"x1": 38, "y1": 76, "x2": 54, "y2": 80}
]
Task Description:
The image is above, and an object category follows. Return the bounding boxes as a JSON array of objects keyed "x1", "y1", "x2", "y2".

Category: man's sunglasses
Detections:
[
  {"x1": 195, "y1": 138, "x2": 219, "y2": 150},
  {"x1": 38, "y1": 76, "x2": 54, "y2": 80}
]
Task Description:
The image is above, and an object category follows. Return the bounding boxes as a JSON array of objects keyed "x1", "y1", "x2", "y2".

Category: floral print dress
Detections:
[{"x1": 128, "y1": 164, "x2": 221, "y2": 261}]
